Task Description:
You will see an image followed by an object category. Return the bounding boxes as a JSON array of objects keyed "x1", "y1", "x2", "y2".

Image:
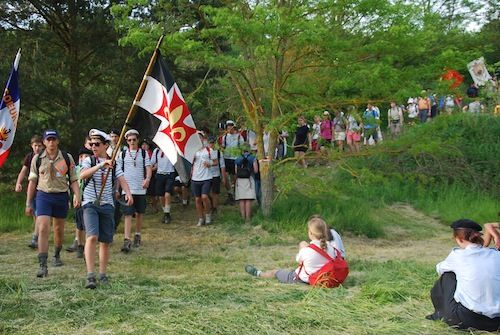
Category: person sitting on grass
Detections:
[
  {"x1": 245, "y1": 216, "x2": 345, "y2": 285},
  {"x1": 427, "y1": 219, "x2": 500, "y2": 331}
]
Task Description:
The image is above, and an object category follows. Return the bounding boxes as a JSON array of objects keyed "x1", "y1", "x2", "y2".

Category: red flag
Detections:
[{"x1": 442, "y1": 68, "x2": 464, "y2": 89}]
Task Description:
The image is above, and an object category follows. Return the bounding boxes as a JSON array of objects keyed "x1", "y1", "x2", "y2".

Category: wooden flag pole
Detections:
[{"x1": 94, "y1": 35, "x2": 165, "y2": 205}]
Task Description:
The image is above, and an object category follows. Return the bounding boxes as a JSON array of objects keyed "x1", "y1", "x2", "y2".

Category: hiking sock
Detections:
[
  {"x1": 256, "y1": 270, "x2": 262, "y2": 277},
  {"x1": 182, "y1": 200, "x2": 188, "y2": 205},
  {"x1": 163, "y1": 205, "x2": 171, "y2": 213},
  {"x1": 87, "y1": 272, "x2": 96, "y2": 279}
]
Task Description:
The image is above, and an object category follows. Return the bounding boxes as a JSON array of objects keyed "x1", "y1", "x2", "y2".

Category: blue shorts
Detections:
[
  {"x1": 35, "y1": 191, "x2": 69, "y2": 218},
  {"x1": 83, "y1": 203, "x2": 114, "y2": 243},
  {"x1": 31, "y1": 191, "x2": 37, "y2": 216},
  {"x1": 192, "y1": 180, "x2": 212, "y2": 197},
  {"x1": 155, "y1": 173, "x2": 176, "y2": 196},
  {"x1": 121, "y1": 195, "x2": 147, "y2": 216}
]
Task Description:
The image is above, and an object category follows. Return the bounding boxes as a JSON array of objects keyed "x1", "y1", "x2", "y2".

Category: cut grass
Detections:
[{"x1": 0, "y1": 203, "x2": 496, "y2": 335}]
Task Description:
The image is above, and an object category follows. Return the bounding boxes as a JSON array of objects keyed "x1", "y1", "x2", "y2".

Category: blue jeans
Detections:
[{"x1": 419, "y1": 109, "x2": 429, "y2": 123}]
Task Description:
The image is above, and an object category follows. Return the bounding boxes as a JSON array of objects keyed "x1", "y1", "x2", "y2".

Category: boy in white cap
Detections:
[
  {"x1": 116, "y1": 129, "x2": 152, "y2": 252},
  {"x1": 80, "y1": 129, "x2": 133, "y2": 288}
]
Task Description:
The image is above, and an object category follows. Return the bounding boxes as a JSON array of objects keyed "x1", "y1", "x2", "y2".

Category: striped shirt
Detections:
[
  {"x1": 116, "y1": 148, "x2": 151, "y2": 195},
  {"x1": 81, "y1": 157, "x2": 124, "y2": 206},
  {"x1": 208, "y1": 149, "x2": 225, "y2": 178},
  {"x1": 151, "y1": 148, "x2": 175, "y2": 174}
]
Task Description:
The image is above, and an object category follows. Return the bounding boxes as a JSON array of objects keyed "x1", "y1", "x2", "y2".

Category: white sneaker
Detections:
[
  {"x1": 205, "y1": 214, "x2": 212, "y2": 225},
  {"x1": 196, "y1": 218, "x2": 204, "y2": 227}
]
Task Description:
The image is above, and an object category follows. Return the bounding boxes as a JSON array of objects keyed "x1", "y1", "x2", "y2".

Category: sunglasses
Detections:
[
  {"x1": 127, "y1": 138, "x2": 137, "y2": 142},
  {"x1": 90, "y1": 142, "x2": 102, "y2": 147}
]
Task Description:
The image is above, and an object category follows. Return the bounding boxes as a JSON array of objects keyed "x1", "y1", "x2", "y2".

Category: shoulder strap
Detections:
[
  {"x1": 121, "y1": 149, "x2": 126, "y2": 172},
  {"x1": 141, "y1": 148, "x2": 146, "y2": 179},
  {"x1": 82, "y1": 156, "x2": 97, "y2": 192},
  {"x1": 308, "y1": 244, "x2": 335, "y2": 261},
  {"x1": 223, "y1": 134, "x2": 227, "y2": 148},
  {"x1": 35, "y1": 150, "x2": 44, "y2": 174},
  {"x1": 217, "y1": 150, "x2": 221, "y2": 170},
  {"x1": 155, "y1": 148, "x2": 159, "y2": 164}
]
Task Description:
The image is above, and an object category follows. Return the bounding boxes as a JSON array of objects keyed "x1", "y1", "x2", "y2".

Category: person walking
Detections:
[
  {"x1": 151, "y1": 147, "x2": 176, "y2": 224},
  {"x1": 116, "y1": 129, "x2": 152, "y2": 252},
  {"x1": 191, "y1": 132, "x2": 213, "y2": 226},
  {"x1": 26, "y1": 130, "x2": 80, "y2": 277},
  {"x1": 387, "y1": 101, "x2": 404, "y2": 139},
  {"x1": 80, "y1": 129, "x2": 133, "y2": 288},
  {"x1": 15, "y1": 135, "x2": 44, "y2": 249}
]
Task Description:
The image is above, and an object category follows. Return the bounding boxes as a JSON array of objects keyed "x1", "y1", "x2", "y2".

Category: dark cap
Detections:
[
  {"x1": 78, "y1": 147, "x2": 93, "y2": 156},
  {"x1": 109, "y1": 129, "x2": 119, "y2": 136},
  {"x1": 207, "y1": 135, "x2": 216, "y2": 143},
  {"x1": 43, "y1": 129, "x2": 59, "y2": 140},
  {"x1": 450, "y1": 219, "x2": 482, "y2": 232}
]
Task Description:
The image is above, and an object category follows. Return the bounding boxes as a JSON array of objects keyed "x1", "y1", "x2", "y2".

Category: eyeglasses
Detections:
[
  {"x1": 90, "y1": 142, "x2": 102, "y2": 147},
  {"x1": 127, "y1": 138, "x2": 137, "y2": 142}
]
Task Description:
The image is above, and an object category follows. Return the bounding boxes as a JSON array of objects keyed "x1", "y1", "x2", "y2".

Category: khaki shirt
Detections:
[{"x1": 28, "y1": 150, "x2": 78, "y2": 193}]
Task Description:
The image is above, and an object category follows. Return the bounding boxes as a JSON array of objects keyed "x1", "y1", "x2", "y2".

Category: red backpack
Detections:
[{"x1": 302, "y1": 244, "x2": 349, "y2": 288}]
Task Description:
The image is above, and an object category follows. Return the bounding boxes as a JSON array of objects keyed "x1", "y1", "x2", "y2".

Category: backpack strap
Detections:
[
  {"x1": 308, "y1": 243, "x2": 336, "y2": 261},
  {"x1": 141, "y1": 148, "x2": 146, "y2": 179},
  {"x1": 60, "y1": 150, "x2": 72, "y2": 184},
  {"x1": 35, "y1": 150, "x2": 44, "y2": 175},
  {"x1": 121, "y1": 149, "x2": 126, "y2": 172}
]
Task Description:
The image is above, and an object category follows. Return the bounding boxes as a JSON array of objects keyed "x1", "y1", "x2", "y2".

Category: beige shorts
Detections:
[{"x1": 335, "y1": 132, "x2": 346, "y2": 141}]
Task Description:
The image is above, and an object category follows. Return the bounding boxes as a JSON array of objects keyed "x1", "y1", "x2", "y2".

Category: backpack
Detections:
[
  {"x1": 35, "y1": 149, "x2": 72, "y2": 184},
  {"x1": 121, "y1": 148, "x2": 147, "y2": 178},
  {"x1": 301, "y1": 244, "x2": 349, "y2": 288},
  {"x1": 82, "y1": 156, "x2": 116, "y2": 201},
  {"x1": 236, "y1": 155, "x2": 252, "y2": 178}
]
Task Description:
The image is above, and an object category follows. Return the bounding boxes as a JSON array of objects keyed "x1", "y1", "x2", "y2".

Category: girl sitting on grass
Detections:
[{"x1": 245, "y1": 216, "x2": 343, "y2": 285}]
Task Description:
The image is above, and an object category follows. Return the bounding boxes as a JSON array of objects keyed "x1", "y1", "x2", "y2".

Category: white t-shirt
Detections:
[
  {"x1": 151, "y1": 148, "x2": 175, "y2": 174},
  {"x1": 208, "y1": 148, "x2": 225, "y2": 178},
  {"x1": 295, "y1": 240, "x2": 336, "y2": 283},
  {"x1": 436, "y1": 244, "x2": 500, "y2": 318},
  {"x1": 191, "y1": 148, "x2": 212, "y2": 182},
  {"x1": 312, "y1": 123, "x2": 320, "y2": 140},
  {"x1": 116, "y1": 148, "x2": 151, "y2": 195},
  {"x1": 81, "y1": 156, "x2": 124, "y2": 206},
  {"x1": 247, "y1": 130, "x2": 257, "y2": 151},
  {"x1": 330, "y1": 229, "x2": 346, "y2": 258},
  {"x1": 407, "y1": 103, "x2": 418, "y2": 118},
  {"x1": 222, "y1": 132, "x2": 244, "y2": 159},
  {"x1": 263, "y1": 132, "x2": 270, "y2": 157}
]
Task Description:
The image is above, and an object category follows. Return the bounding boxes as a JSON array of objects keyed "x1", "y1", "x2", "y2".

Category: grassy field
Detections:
[{"x1": 0, "y1": 200, "x2": 496, "y2": 335}]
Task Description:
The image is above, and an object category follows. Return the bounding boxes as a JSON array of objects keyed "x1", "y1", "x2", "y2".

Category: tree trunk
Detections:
[{"x1": 259, "y1": 159, "x2": 273, "y2": 217}]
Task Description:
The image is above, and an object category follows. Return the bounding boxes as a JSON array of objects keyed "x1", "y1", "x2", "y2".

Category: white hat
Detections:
[
  {"x1": 225, "y1": 120, "x2": 235, "y2": 125},
  {"x1": 407, "y1": 98, "x2": 414, "y2": 104},
  {"x1": 323, "y1": 110, "x2": 330, "y2": 116},
  {"x1": 89, "y1": 129, "x2": 111, "y2": 142},
  {"x1": 125, "y1": 129, "x2": 139, "y2": 139}
]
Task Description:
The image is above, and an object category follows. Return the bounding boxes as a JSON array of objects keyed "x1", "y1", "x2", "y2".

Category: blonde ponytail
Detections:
[{"x1": 307, "y1": 215, "x2": 330, "y2": 250}]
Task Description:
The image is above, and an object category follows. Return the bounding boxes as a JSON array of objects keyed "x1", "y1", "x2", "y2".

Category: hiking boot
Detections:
[
  {"x1": 99, "y1": 274, "x2": 109, "y2": 286},
  {"x1": 28, "y1": 235, "x2": 38, "y2": 249},
  {"x1": 66, "y1": 239, "x2": 78, "y2": 252},
  {"x1": 121, "y1": 239, "x2": 132, "y2": 253},
  {"x1": 163, "y1": 213, "x2": 171, "y2": 224},
  {"x1": 133, "y1": 234, "x2": 141, "y2": 248},
  {"x1": 205, "y1": 213, "x2": 212, "y2": 225},
  {"x1": 85, "y1": 276, "x2": 97, "y2": 289},
  {"x1": 36, "y1": 253, "x2": 48, "y2": 278},
  {"x1": 245, "y1": 265, "x2": 259, "y2": 277},
  {"x1": 211, "y1": 207, "x2": 218, "y2": 215},
  {"x1": 76, "y1": 245, "x2": 84, "y2": 259},
  {"x1": 52, "y1": 256, "x2": 63, "y2": 267},
  {"x1": 196, "y1": 218, "x2": 205, "y2": 227}
]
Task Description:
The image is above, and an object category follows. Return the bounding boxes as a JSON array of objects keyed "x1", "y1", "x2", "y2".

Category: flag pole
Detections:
[{"x1": 94, "y1": 35, "x2": 165, "y2": 205}]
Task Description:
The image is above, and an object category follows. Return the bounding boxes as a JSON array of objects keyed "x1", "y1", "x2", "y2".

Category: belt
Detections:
[{"x1": 157, "y1": 172, "x2": 175, "y2": 175}]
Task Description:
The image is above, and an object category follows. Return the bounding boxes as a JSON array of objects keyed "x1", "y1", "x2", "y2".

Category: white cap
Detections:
[
  {"x1": 225, "y1": 120, "x2": 235, "y2": 125},
  {"x1": 89, "y1": 129, "x2": 111, "y2": 142},
  {"x1": 125, "y1": 129, "x2": 139, "y2": 139},
  {"x1": 407, "y1": 98, "x2": 414, "y2": 104},
  {"x1": 323, "y1": 110, "x2": 330, "y2": 116}
]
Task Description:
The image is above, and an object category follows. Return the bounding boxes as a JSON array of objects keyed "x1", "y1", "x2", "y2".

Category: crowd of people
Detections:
[{"x1": 11, "y1": 111, "x2": 499, "y2": 331}]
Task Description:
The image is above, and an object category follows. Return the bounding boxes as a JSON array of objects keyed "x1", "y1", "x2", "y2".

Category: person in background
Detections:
[
  {"x1": 346, "y1": 109, "x2": 361, "y2": 153},
  {"x1": 427, "y1": 219, "x2": 500, "y2": 331},
  {"x1": 221, "y1": 120, "x2": 244, "y2": 205},
  {"x1": 311, "y1": 115, "x2": 321, "y2": 153},
  {"x1": 15, "y1": 135, "x2": 44, "y2": 249},
  {"x1": 191, "y1": 132, "x2": 213, "y2": 226},
  {"x1": 234, "y1": 145, "x2": 258, "y2": 223},
  {"x1": 292, "y1": 116, "x2": 311, "y2": 168},
  {"x1": 66, "y1": 147, "x2": 93, "y2": 259},
  {"x1": 26, "y1": 130, "x2": 80, "y2": 277},
  {"x1": 151, "y1": 146, "x2": 176, "y2": 224},
  {"x1": 319, "y1": 111, "x2": 334, "y2": 152},
  {"x1": 207, "y1": 135, "x2": 226, "y2": 215},
  {"x1": 417, "y1": 91, "x2": 431, "y2": 123},
  {"x1": 106, "y1": 129, "x2": 120, "y2": 157},
  {"x1": 333, "y1": 110, "x2": 347, "y2": 152},
  {"x1": 117, "y1": 129, "x2": 152, "y2": 252},
  {"x1": 363, "y1": 104, "x2": 379, "y2": 145},
  {"x1": 141, "y1": 139, "x2": 159, "y2": 213},
  {"x1": 387, "y1": 101, "x2": 404, "y2": 139}
]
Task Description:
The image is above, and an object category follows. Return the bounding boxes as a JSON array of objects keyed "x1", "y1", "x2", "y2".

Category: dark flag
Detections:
[{"x1": 132, "y1": 51, "x2": 202, "y2": 182}]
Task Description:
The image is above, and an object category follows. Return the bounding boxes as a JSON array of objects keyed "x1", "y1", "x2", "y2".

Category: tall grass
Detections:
[{"x1": 0, "y1": 184, "x2": 33, "y2": 233}]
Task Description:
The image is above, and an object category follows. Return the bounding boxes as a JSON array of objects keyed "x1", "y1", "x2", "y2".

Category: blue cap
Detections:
[{"x1": 43, "y1": 129, "x2": 59, "y2": 140}]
